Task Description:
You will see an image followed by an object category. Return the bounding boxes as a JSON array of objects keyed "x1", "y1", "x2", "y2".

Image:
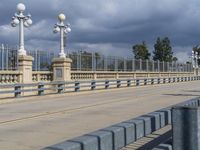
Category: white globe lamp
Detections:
[{"x1": 17, "y1": 3, "x2": 26, "y2": 12}]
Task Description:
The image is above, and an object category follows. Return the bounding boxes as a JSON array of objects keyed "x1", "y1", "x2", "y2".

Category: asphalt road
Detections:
[{"x1": 0, "y1": 81, "x2": 200, "y2": 150}]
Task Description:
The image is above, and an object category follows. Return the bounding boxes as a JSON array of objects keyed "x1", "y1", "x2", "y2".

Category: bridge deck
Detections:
[{"x1": 0, "y1": 81, "x2": 199, "y2": 150}]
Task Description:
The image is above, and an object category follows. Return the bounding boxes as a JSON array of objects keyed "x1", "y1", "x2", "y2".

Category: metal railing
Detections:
[
  {"x1": 0, "y1": 76, "x2": 199, "y2": 98},
  {"x1": 69, "y1": 52, "x2": 193, "y2": 72},
  {"x1": 0, "y1": 45, "x2": 193, "y2": 72}
]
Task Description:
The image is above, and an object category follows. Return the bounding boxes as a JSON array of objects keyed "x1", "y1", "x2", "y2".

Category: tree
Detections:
[
  {"x1": 153, "y1": 37, "x2": 173, "y2": 62},
  {"x1": 132, "y1": 41, "x2": 151, "y2": 60},
  {"x1": 172, "y1": 57, "x2": 178, "y2": 62}
]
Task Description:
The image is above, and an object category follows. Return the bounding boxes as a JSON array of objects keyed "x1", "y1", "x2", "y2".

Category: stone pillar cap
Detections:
[
  {"x1": 18, "y1": 55, "x2": 34, "y2": 61},
  {"x1": 52, "y1": 57, "x2": 72, "y2": 63}
]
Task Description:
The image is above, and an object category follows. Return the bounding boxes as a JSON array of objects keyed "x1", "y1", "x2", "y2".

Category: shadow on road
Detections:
[{"x1": 163, "y1": 93, "x2": 200, "y2": 97}]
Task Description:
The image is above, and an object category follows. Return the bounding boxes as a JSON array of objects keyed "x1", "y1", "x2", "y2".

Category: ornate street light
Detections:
[
  {"x1": 192, "y1": 50, "x2": 195, "y2": 68},
  {"x1": 53, "y1": 13, "x2": 71, "y2": 58},
  {"x1": 11, "y1": 3, "x2": 32, "y2": 56}
]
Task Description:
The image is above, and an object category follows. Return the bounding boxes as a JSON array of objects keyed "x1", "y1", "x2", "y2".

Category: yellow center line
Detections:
[{"x1": 0, "y1": 84, "x2": 194, "y2": 125}]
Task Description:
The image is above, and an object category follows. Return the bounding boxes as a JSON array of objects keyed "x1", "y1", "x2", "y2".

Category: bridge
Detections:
[
  {"x1": 0, "y1": 3, "x2": 200, "y2": 150},
  {"x1": 0, "y1": 79, "x2": 200, "y2": 150}
]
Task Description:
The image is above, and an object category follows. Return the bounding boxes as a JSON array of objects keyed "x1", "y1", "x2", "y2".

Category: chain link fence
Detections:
[{"x1": 0, "y1": 45, "x2": 193, "y2": 72}]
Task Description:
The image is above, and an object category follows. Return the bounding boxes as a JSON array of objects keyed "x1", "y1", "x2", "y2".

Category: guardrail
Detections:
[
  {"x1": 42, "y1": 97, "x2": 200, "y2": 150},
  {"x1": 0, "y1": 76, "x2": 199, "y2": 98}
]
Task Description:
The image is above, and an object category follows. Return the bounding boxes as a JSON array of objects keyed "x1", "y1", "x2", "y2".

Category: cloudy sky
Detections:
[{"x1": 0, "y1": 0, "x2": 200, "y2": 62}]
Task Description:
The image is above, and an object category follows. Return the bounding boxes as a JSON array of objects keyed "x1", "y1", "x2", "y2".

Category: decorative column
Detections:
[
  {"x1": 52, "y1": 13, "x2": 72, "y2": 81},
  {"x1": 52, "y1": 57, "x2": 72, "y2": 81},
  {"x1": 11, "y1": 3, "x2": 33, "y2": 83},
  {"x1": 18, "y1": 55, "x2": 34, "y2": 83}
]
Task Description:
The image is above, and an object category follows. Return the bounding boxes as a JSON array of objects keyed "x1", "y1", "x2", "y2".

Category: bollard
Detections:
[
  {"x1": 75, "y1": 81, "x2": 80, "y2": 92},
  {"x1": 57, "y1": 82, "x2": 64, "y2": 93},
  {"x1": 38, "y1": 83, "x2": 44, "y2": 95},
  {"x1": 105, "y1": 80, "x2": 109, "y2": 89},
  {"x1": 14, "y1": 84, "x2": 21, "y2": 98},
  {"x1": 117, "y1": 80, "x2": 121, "y2": 88},
  {"x1": 91, "y1": 81, "x2": 96, "y2": 90},
  {"x1": 144, "y1": 79, "x2": 147, "y2": 85},
  {"x1": 172, "y1": 106, "x2": 200, "y2": 150},
  {"x1": 136, "y1": 79, "x2": 140, "y2": 86},
  {"x1": 157, "y1": 78, "x2": 160, "y2": 84},
  {"x1": 151, "y1": 78, "x2": 154, "y2": 85},
  {"x1": 127, "y1": 79, "x2": 131, "y2": 87},
  {"x1": 163, "y1": 78, "x2": 166, "y2": 84}
]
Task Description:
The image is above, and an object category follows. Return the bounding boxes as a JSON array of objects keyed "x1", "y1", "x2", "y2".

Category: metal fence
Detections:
[
  {"x1": 0, "y1": 45, "x2": 193, "y2": 72},
  {"x1": 0, "y1": 45, "x2": 18, "y2": 70},
  {"x1": 69, "y1": 52, "x2": 193, "y2": 72}
]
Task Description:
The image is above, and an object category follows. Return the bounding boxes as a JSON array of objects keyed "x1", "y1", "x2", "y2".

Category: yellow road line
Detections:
[{"x1": 0, "y1": 85, "x2": 195, "y2": 125}]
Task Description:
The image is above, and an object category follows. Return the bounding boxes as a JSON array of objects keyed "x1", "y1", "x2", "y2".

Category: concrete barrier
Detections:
[
  {"x1": 172, "y1": 106, "x2": 200, "y2": 150},
  {"x1": 42, "y1": 98, "x2": 200, "y2": 150},
  {"x1": 112, "y1": 123, "x2": 135, "y2": 145},
  {"x1": 101, "y1": 126, "x2": 125, "y2": 150},
  {"x1": 86, "y1": 131, "x2": 112, "y2": 150},
  {"x1": 43, "y1": 141, "x2": 81, "y2": 150}
]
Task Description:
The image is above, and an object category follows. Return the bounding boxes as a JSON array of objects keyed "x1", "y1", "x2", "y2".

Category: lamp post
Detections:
[
  {"x1": 11, "y1": 3, "x2": 32, "y2": 56},
  {"x1": 53, "y1": 13, "x2": 71, "y2": 58},
  {"x1": 192, "y1": 50, "x2": 195, "y2": 68}
]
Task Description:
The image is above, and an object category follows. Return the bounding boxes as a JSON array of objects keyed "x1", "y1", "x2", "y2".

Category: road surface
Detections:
[{"x1": 0, "y1": 81, "x2": 200, "y2": 150}]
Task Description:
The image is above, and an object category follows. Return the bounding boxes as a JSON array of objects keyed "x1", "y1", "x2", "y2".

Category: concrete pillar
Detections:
[
  {"x1": 18, "y1": 55, "x2": 34, "y2": 83},
  {"x1": 172, "y1": 106, "x2": 200, "y2": 150},
  {"x1": 52, "y1": 57, "x2": 72, "y2": 81}
]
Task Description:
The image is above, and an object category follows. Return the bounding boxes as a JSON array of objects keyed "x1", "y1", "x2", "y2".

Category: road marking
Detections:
[{"x1": 0, "y1": 84, "x2": 196, "y2": 125}]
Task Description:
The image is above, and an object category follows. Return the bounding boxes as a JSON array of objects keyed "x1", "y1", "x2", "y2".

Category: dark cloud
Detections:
[{"x1": 0, "y1": 0, "x2": 200, "y2": 61}]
